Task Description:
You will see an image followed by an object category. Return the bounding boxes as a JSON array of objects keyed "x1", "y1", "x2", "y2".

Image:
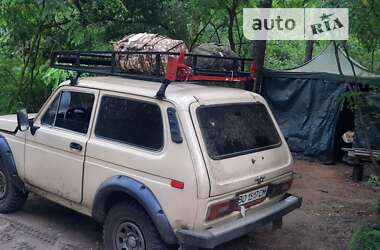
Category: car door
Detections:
[{"x1": 25, "y1": 86, "x2": 99, "y2": 203}]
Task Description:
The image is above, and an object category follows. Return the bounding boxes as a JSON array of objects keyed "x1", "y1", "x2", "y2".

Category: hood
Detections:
[{"x1": 0, "y1": 113, "x2": 37, "y2": 133}]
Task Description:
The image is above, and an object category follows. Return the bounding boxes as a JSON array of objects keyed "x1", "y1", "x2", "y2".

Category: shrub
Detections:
[{"x1": 349, "y1": 219, "x2": 380, "y2": 250}]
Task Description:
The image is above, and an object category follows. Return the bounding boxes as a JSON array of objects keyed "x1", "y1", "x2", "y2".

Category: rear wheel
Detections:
[
  {"x1": 103, "y1": 202, "x2": 168, "y2": 250},
  {"x1": 0, "y1": 167, "x2": 27, "y2": 213}
]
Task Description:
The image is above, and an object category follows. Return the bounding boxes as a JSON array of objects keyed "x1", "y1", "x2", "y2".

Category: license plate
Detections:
[{"x1": 238, "y1": 186, "x2": 268, "y2": 207}]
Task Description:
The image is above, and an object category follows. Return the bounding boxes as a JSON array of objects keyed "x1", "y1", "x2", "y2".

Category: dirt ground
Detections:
[{"x1": 0, "y1": 160, "x2": 378, "y2": 250}]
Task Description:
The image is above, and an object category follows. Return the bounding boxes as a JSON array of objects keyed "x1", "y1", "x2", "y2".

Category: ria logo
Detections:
[
  {"x1": 310, "y1": 13, "x2": 344, "y2": 35},
  {"x1": 255, "y1": 176, "x2": 265, "y2": 184},
  {"x1": 243, "y1": 8, "x2": 348, "y2": 40}
]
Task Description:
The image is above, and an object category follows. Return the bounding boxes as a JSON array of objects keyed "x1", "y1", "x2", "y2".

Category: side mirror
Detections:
[{"x1": 17, "y1": 109, "x2": 30, "y2": 132}]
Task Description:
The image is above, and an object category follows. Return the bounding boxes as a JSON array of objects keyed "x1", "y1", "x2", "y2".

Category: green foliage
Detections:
[
  {"x1": 265, "y1": 41, "x2": 329, "y2": 69},
  {"x1": 0, "y1": 0, "x2": 379, "y2": 114},
  {"x1": 0, "y1": 58, "x2": 21, "y2": 114},
  {"x1": 350, "y1": 0, "x2": 380, "y2": 54},
  {"x1": 0, "y1": 0, "x2": 130, "y2": 113},
  {"x1": 349, "y1": 219, "x2": 380, "y2": 250},
  {"x1": 348, "y1": 36, "x2": 380, "y2": 72},
  {"x1": 40, "y1": 67, "x2": 73, "y2": 89},
  {"x1": 368, "y1": 175, "x2": 380, "y2": 189}
]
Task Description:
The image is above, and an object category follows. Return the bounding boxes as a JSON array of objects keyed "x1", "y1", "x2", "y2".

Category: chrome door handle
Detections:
[{"x1": 69, "y1": 142, "x2": 82, "y2": 152}]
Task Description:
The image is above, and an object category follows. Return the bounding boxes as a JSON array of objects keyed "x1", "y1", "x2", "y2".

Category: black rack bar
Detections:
[
  {"x1": 51, "y1": 50, "x2": 254, "y2": 83},
  {"x1": 53, "y1": 50, "x2": 252, "y2": 61}
]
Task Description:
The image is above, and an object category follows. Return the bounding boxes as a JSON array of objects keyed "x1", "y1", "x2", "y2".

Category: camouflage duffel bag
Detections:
[{"x1": 112, "y1": 33, "x2": 188, "y2": 74}]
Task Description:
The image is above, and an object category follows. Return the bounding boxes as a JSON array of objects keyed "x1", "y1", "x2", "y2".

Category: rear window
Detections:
[
  {"x1": 197, "y1": 103, "x2": 281, "y2": 159},
  {"x1": 95, "y1": 96, "x2": 164, "y2": 151}
]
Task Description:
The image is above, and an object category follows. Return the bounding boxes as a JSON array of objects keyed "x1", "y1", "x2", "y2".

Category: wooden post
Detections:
[{"x1": 352, "y1": 157, "x2": 364, "y2": 182}]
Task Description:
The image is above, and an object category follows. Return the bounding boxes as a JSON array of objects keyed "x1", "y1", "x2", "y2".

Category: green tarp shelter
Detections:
[{"x1": 262, "y1": 43, "x2": 380, "y2": 162}]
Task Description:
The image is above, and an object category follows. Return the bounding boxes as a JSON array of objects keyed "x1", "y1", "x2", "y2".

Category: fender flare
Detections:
[
  {"x1": 0, "y1": 135, "x2": 26, "y2": 193},
  {"x1": 92, "y1": 175, "x2": 177, "y2": 244}
]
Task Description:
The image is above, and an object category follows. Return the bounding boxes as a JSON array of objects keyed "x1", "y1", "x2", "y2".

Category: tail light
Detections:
[
  {"x1": 207, "y1": 200, "x2": 236, "y2": 221},
  {"x1": 268, "y1": 179, "x2": 293, "y2": 198}
]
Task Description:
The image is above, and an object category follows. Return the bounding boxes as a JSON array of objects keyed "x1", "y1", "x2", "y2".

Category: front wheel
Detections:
[
  {"x1": 0, "y1": 167, "x2": 28, "y2": 213},
  {"x1": 103, "y1": 202, "x2": 168, "y2": 250}
]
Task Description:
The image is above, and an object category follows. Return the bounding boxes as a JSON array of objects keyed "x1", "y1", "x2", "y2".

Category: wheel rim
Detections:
[
  {"x1": 0, "y1": 170, "x2": 7, "y2": 200},
  {"x1": 115, "y1": 221, "x2": 145, "y2": 250}
]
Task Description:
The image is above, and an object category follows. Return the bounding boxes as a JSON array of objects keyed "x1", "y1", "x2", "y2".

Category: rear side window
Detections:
[
  {"x1": 95, "y1": 96, "x2": 164, "y2": 150},
  {"x1": 197, "y1": 103, "x2": 281, "y2": 160}
]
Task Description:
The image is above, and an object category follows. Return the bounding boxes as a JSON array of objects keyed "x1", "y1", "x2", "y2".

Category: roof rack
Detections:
[{"x1": 51, "y1": 49, "x2": 255, "y2": 99}]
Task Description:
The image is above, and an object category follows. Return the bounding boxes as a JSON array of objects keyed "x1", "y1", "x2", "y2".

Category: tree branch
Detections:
[
  {"x1": 190, "y1": 15, "x2": 214, "y2": 50},
  {"x1": 209, "y1": 21, "x2": 223, "y2": 43}
]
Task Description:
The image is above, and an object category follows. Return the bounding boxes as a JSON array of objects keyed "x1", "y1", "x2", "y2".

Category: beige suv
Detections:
[{"x1": 0, "y1": 76, "x2": 301, "y2": 250}]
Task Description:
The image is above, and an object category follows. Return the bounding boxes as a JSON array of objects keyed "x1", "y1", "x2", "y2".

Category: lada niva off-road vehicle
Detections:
[{"x1": 0, "y1": 51, "x2": 302, "y2": 250}]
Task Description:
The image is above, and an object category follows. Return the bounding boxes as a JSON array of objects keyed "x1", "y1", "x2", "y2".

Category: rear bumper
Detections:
[{"x1": 176, "y1": 194, "x2": 302, "y2": 249}]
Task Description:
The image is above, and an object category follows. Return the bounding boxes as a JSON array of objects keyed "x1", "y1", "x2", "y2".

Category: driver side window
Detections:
[{"x1": 41, "y1": 90, "x2": 95, "y2": 134}]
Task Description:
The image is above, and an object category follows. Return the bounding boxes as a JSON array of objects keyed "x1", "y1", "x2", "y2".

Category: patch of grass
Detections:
[
  {"x1": 368, "y1": 175, "x2": 380, "y2": 189},
  {"x1": 367, "y1": 175, "x2": 380, "y2": 214},
  {"x1": 349, "y1": 219, "x2": 380, "y2": 250}
]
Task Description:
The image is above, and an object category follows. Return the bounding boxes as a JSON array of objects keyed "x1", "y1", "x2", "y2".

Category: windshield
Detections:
[{"x1": 197, "y1": 102, "x2": 281, "y2": 160}]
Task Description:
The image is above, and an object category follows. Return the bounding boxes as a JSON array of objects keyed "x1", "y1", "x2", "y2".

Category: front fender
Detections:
[
  {"x1": 0, "y1": 135, "x2": 26, "y2": 193},
  {"x1": 92, "y1": 175, "x2": 177, "y2": 244}
]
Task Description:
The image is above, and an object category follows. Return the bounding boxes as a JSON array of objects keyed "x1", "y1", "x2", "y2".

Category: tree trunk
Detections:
[
  {"x1": 304, "y1": 40, "x2": 314, "y2": 62},
  {"x1": 226, "y1": 0, "x2": 238, "y2": 52},
  {"x1": 371, "y1": 48, "x2": 375, "y2": 72},
  {"x1": 252, "y1": 41, "x2": 267, "y2": 92},
  {"x1": 252, "y1": 0, "x2": 272, "y2": 93}
]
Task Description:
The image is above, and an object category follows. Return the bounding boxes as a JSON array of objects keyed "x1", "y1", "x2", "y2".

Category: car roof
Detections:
[{"x1": 60, "y1": 76, "x2": 257, "y2": 105}]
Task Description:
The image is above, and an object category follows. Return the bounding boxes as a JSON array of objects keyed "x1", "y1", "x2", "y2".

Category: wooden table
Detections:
[{"x1": 341, "y1": 147, "x2": 380, "y2": 182}]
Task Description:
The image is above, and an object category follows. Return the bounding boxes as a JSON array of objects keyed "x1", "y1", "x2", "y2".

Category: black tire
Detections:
[
  {"x1": 103, "y1": 202, "x2": 168, "y2": 250},
  {"x1": 0, "y1": 167, "x2": 28, "y2": 213}
]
